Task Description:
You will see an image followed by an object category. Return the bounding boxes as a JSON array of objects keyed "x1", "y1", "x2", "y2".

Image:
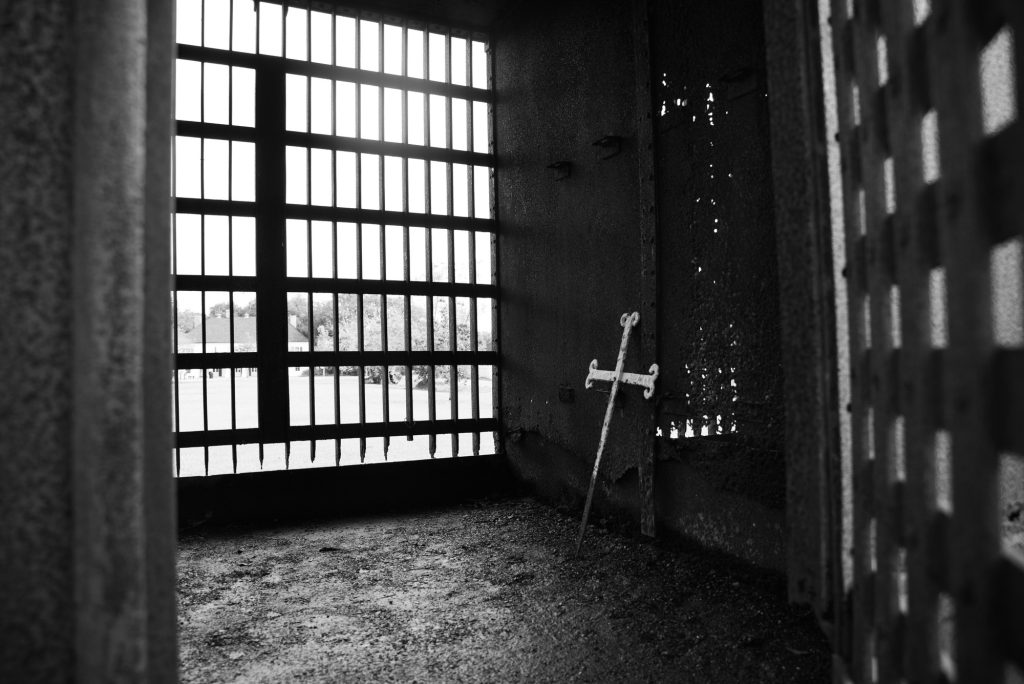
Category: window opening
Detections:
[{"x1": 173, "y1": 0, "x2": 498, "y2": 476}]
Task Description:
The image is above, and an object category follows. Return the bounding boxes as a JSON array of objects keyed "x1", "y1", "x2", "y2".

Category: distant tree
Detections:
[
  {"x1": 282, "y1": 295, "x2": 476, "y2": 385},
  {"x1": 208, "y1": 302, "x2": 231, "y2": 318},
  {"x1": 176, "y1": 309, "x2": 199, "y2": 335}
]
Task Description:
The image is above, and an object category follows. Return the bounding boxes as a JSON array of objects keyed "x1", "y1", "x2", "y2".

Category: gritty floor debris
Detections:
[{"x1": 178, "y1": 497, "x2": 830, "y2": 683}]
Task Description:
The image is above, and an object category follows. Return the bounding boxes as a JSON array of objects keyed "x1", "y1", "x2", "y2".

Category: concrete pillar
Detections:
[{"x1": 0, "y1": 0, "x2": 176, "y2": 681}]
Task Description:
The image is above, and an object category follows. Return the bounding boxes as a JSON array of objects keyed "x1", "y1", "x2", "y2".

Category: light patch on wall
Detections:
[
  {"x1": 980, "y1": 27, "x2": 1018, "y2": 136},
  {"x1": 990, "y1": 237, "x2": 1024, "y2": 347},
  {"x1": 921, "y1": 109, "x2": 940, "y2": 183},
  {"x1": 930, "y1": 267, "x2": 948, "y2": 348}
]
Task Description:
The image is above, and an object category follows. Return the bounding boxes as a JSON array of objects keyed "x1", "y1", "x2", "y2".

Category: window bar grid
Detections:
[{"x1": 175, "y1": 9, "x2": 497, "y2": 470}]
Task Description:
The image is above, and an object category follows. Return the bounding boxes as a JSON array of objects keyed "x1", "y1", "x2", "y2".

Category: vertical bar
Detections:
[
  {"x1": 357, "y1": 226, "x2": 366, "y2": 462},
  {"x1": 255, "y1": 64, "x2": 289, "y2": 444},
  {"x1": 424, "y1": 29, "x2": 436, "y2": 457},
  {"x1": 307, "y1": 298, "x2": 314, "y2": 465},
  {"x1": 198, "y1": 42, "x2": 207, "y2": 476},
  {"x1": 928, "y1": 3, "x2": 1000, "y2": 682},
  {"x1": 229, "y1": 282, "x2": 238, "y2": 474},
  {"x1": 380, "y1": 224, "x2": 390, "y2": 458},
  {"x1": 402, "y1": 28, "x2": 414, "y2": 440},
  {"x1": 445, "y1": 31, "x2": 457, "y2": 457},
  {"x1": 632, "y1": 0, "x2": 659, "y2": 535},
  {"x1": 404, "y1": 228, "x2": 413, "y2": 439},
  {"x1": 200, "y1": 289, "x2": 209, "y2": 476},
  {"x1": 331, "y1": 10, "x2": 341, "y2": 466},
  {"x1": 879, "y1": 4, "x2": 940, "y2": 681},
  {"x1": 172, "y1": 219, "x2": 181, "y2": 477},
  {"x1": 465, "y1": 38, "x2": 479, "y2": 456},
  {"x1": 354, "y1": 16, "x2": 366, "y2": 461},
  {"x1": 227, "y1": 5, "x2": 238, "y2": 472},
  {"x1": 307, "y1": 1, "x2": 316, "y2": 465},
  {"x1": 306, "y1": 64, "x2": 314, "y2": 464},
  {"x1": 378, "y1": 19, "x2": 390, "y2": 459}
]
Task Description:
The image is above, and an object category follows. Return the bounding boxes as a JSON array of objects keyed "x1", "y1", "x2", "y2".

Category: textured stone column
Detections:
[{"x1": 0, "y1": 1, "x2": 176, "y2": 681}]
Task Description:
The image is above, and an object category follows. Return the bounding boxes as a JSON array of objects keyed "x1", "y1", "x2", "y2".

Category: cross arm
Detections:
[{"x1": 585, "y1": 359, "x2": 659, "y2": 399}]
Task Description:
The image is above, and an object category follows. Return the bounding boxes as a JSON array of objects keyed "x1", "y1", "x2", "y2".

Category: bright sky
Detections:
[{"x1": 172, "y1": 0, "x2": 493, "y2": 335}]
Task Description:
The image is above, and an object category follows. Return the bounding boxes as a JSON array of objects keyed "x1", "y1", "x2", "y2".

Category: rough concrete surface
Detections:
[{"x1": 179, "y1": 497, "x2": 829, "y2": 683}]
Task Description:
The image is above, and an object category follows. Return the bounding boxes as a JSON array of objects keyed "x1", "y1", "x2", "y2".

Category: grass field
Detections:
[{"x1": 174, "y1": 375, "x2": 495, "y2": 477}]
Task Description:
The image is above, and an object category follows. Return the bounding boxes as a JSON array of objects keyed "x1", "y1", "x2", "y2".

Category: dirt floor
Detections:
[{"x1": 178, "y1": 496, "x2": 831, "y2": 683}]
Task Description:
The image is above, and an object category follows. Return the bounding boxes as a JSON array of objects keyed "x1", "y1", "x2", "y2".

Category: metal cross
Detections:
[{"x1": 574, "y1": 312, "x2": 659, "y2": 555}]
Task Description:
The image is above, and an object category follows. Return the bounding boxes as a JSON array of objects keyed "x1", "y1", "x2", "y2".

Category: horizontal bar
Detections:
[
  {"x1": 927, "y1": 511, "x2": 950, "y2": 593},
  {"x1": 978, "y1": 120, "x2": 1023, "y2": 244},
  {"x1": 176, "y1": 120, "x2": 258, "y2": 142},
  {"x1": 285, "y1": 276, "x2": 496, "y2": 298},
  {"x1": 585, "y1": 364, "x2": 659, "y2": 399},
  {"x1": 272, "y1": 0, "x2": 492, "y2": 37},
  {"x1": 287, "y1": 350, "x2": 498, "y2": 366},
  {"x1": 288, "y1": 418, "x2": 499, "y2": 442},
  {"x1": 175, "y1": 418, "x2": 498, "y2": 448},
  {"x1": 994, "y1": 553, "x2": 1024, "y2": 672},
  {"x1": 284, "y1": 130, "x2": 491, "y2": 167},
  {"x1": 285, "y1": 205, "x2": 496, "y2": 233},
  {"x1": 175, "y1": 358, "x2": 499, "y2": 382},
  {"x1": 174, "y1": 274, "x2": 258, "y2": 291},
  {"x1": 174, "y1": 352, "x2": 259, "y2": 370},
  {"x1": 176, "y1": 427, "x2": 261, "y2": 448},
  {"x1": 994, "y1": 348, "x2": 1024, "y2": 454},
  {"x1": 175, "y1": 198, "x2": 257, "y2": 215},
  {"x1": 176, "y1": 44, "x2": 493, "y2": 102}
]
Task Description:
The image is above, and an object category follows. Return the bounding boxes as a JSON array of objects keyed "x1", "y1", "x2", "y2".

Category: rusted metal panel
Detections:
[{"x1": 648, "y1": 0, "x2": 784, "y2": 457}]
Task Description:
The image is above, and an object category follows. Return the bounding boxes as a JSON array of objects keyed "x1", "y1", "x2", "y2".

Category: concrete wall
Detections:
[
  {"x1": 494, "y1": 0, "x2": 788, "y2": 571},
  {"x1": 0, "y1": 1, "x2": 176, "y2": 681}
]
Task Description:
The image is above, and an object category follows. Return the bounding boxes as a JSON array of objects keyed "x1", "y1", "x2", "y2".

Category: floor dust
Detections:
[{"x1": 178, "y1": 497, "x2": 830, "y2": 683}]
